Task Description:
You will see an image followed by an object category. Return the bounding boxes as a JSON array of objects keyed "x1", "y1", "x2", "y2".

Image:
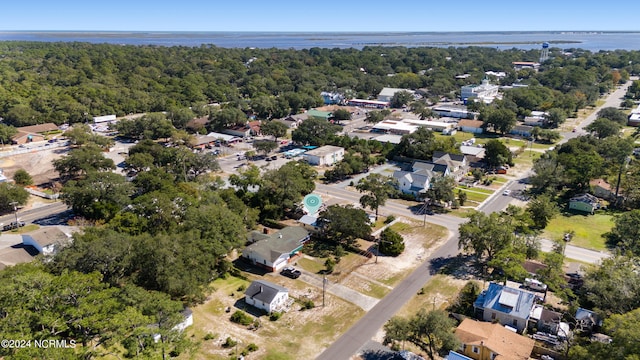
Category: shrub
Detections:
[
  {"x1": 204, "y1": 332, "x2": 217, "y2": 341},
  {"x1": 237, "y1": 284, "x2": 246, "y2": 292},
  {"x1": 222, "y1": 337, "x2": 237, "y2": 348},
  {"x1": 301, "y1": 299, "x2": 315, "y2": 310},
  {"x1": 384, "y1": 215, "x2": 396, "y2": 224},
  {"x1": 246, "y1": 343, "x2": 259, "y2": 352},
  {"x1": 230, "y1": 310, "x2": 253, "y2": 326},
  {"x1": 269, "y1": 312, "x2": 282, "y2": 321}
]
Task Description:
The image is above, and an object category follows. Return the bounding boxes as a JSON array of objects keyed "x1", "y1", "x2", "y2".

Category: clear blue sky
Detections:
[{"x1": 2, "y1": 0, "x2": 638, "y2": 32}]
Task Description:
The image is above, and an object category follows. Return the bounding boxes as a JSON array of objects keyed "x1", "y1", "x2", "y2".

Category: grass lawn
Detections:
[
  {"x1": 297, "y1": 257, "x2": 326, "y2": 274},
  {"x1": 543, "y1": 213, "x2": 614, "y2": 251},
  {"x1": 456, "y1": 188, "x2": 491, "y2": 203},
  {"x1": 4, "y1": 224, "x2": 39, "y2": 234},
  {"x1": 456, "y1": 186, "x2": 494, "y2": 195},
  {"x1": 512, "y1": 151, "x2": 541, "y2": 167},
  {"x1": 397, "y1": 275, "x2": 470, "y2": 317},
  {"x1": 491, "y1": 176, "x2": 509, "y2": 184}
]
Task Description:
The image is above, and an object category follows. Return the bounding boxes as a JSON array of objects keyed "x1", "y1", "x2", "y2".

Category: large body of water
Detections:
[{"x1": 0, "y1": 31, "x2": 639, "y2": 51}]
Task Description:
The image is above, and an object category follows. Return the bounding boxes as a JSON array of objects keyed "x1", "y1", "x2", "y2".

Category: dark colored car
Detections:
[
  {"x1": 271, "y1": 155, "x2": 278, "y2": 160},
  {"x1": 3, "y1": 221, "x2": 26, "y2": 231},
  {"x1": 281, "y1": 267, "x2": 301, "y2": 279}
]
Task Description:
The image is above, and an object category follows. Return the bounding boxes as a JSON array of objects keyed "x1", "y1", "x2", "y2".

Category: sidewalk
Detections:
[{"x1": 297, "y1": 265, "x2": 380, "y2": 311}]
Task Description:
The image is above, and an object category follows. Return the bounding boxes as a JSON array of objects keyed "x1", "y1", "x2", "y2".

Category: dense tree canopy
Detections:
[{"x1": 0, "y1": 41, "x2": 634, "y2": 128}]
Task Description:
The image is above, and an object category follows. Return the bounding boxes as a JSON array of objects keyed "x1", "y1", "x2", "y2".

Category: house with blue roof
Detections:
[{"x1": 473, "y1": 282, "x2": 536, "y2": 333}]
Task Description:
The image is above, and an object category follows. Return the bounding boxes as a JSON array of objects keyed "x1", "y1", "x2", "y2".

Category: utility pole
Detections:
[
  {"x1": 9, "y1": 201, "x2": 18, "y2": 226},
  {"x1": 322, "y1": 276, "x2": 327, "y2": 307}
]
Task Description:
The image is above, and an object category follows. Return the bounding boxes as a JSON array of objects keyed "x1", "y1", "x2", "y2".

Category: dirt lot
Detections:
[{"x1": 0, "y1": 147, "x2": 67, "y2": 185}]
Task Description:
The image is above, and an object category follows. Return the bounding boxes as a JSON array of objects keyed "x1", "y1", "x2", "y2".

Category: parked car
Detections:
[
  {"x1": 503, "y1": 190, "x2": 511, "y2": 196},
  {"x1": 3, "y1": 221, "x2": 26, "y2": 231},
  {"x1": 270, "y1": 155, "x2": 278, "y2": 160},
  {"x1": 281, "y1": 267, "x2": 301, "y2": 279}
]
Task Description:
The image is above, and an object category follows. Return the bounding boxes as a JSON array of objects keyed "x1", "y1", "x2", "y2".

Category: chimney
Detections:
[
  {"x1": 263, "y1": 227, "x2": 269, "y2": 234},
  {"x1": 259, "y1": 286, "x2": 263, "y2": 293},
  {"x1": 278, "y1": 234, "x2": 283, "y2": 239}
]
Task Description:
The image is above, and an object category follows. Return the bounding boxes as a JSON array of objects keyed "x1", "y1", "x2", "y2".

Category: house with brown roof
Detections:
[
  {"x1": 455, "y1": 318, "x2": 535, "y2": 360},
  {"x1": 11, "y1": 123, "x2": 59, "y2": 144},
  {"x1": 589, "y1": 178, "x2": 614, "y2": 200}
]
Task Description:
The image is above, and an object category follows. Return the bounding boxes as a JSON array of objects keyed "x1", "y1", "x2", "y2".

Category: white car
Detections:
[{"x1": 503, "y1": 190, "x2": 511, "y2": 196}]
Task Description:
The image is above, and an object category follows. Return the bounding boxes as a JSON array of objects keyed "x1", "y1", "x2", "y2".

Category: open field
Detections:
[{"x1": 543, "y1": 213, "x2": 614, "y2": 251}]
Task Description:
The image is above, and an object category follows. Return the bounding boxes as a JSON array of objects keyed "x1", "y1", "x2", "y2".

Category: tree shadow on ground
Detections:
[
  {"x1": 359, "y1": 349, "x2": 401, "y2": 360},
  {"x1": 429, "y1": 254, "x2": 485, "y2": 280},
  {"x1": 232, "y1": 258, "x2": 270, "y2": 277}
]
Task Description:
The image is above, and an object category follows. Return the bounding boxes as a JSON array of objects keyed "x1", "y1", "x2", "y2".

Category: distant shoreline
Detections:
[{"x1": 0, "y1": 31, "x2": 637, "y2": 51}]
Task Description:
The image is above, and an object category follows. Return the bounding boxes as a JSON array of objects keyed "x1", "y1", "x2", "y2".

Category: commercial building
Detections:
[
  {"x1": 347, "y1": 99, "x2": 390, "y2": 109},
  {"x1": 377, "y1": 87, "x2": 415, "y2": 103},
  {"x1": 433, "y1": 105, "x2": 477, "y2": 119},
  {"x1": 302, "y1": 145, "x2": 345, "y2": 166},
  {"x1": 461, "y1": 78, "x2": 499, "y2": 103}
]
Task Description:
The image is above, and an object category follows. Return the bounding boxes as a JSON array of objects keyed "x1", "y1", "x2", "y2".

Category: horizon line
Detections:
[{"x1": 1, "y1": 30, "x2": 640, "y2": 34}]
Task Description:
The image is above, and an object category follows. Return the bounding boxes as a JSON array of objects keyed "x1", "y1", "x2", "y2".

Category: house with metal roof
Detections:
[
  {"x1": 244, "y1": 280, "x2": 289, "y2": 313},
  {"x1": 242, "y1": 227, "x2": 310, "y2": 272},
  {"x1": 473, "y1": 282, "x2": 536, "y2": 333},
  {"x1": 569, "y1": 193, "x2": 600, "y2": 214},
  {"x1": 377, "y1": 87, "x2": 416, "y2": 103}
]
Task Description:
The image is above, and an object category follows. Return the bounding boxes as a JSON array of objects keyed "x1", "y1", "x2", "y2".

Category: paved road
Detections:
[
  {"x1": 316, "y1": 226, "x2": 459, "y2": 360},
  {"x1": 560, "y1": 78, "x2": 636, "y2": 143},
  {"x1": 0, "y1": 202, "x2": 69, "y2": 225}
]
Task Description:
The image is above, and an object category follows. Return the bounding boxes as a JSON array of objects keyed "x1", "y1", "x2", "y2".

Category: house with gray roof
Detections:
[
  {"x1": 21, "y1": 227, "x2": 71, "y2": 256},
  {"x1": 433, "y1": 152, "x2": 468, "y2": 181},
  {"x1": 393, "y1": 160, "x2": 451, "y2": 196},
  {"x1": 473, "y1": 282, "x2": 536, "y2": 333},
  {"x1": 242, "y1": 227, "x2": 310, "y2": 272},
  {"x1": 245, "y1": 280, "x2": 289, "y2": 313}
]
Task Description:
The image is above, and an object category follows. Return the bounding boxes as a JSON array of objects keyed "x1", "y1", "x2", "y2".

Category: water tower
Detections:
[{"x1": 540, "y1": 42, "x2": 550, "y2": 63}]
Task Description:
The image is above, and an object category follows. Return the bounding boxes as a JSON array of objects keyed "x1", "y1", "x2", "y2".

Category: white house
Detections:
[
  {"x1": 432, "y1": 152, "x2": 468, "y2": 181},
  {"x1": 21, "y1": 227, "x2": 71, "y2": 256},
  {"x1": 393, "y1": 170, "x2": 432, "y2": 196},
  {"x1": 302, "y1": 145, "x2": 345, "y2": 166},
  {"x1": 244, "y1": 280, "x2": 289, "y2": 313},
  {"x1": 393, "y1": 160, "x2": 451, "y2": 196},
  {"x1": 242, "y1": 227, "x2": 310, "y2": 272}
]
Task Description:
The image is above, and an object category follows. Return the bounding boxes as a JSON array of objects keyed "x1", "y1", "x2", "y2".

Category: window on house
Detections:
[
  {"x1": 491, "y1": 312, "x2": 496, "y2": 320},
  {"x1": 512, "y1": 319, "x2": 518, "y2": 327},
  {"x1": 472, "y1": 346, "x2": 479, "y2": 354}
]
